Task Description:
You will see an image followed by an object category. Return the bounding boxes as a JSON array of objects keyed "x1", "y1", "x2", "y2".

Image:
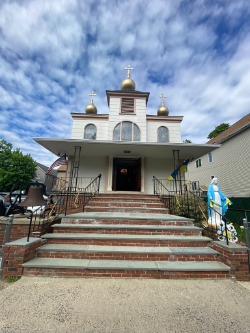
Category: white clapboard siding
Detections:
[
  {"x1": 147, "y1": 120, "x2": 182, "y2": 143},
  {"x1": 108, "y1": 97, "x2": 147, "y2": 141},
  {"x1": 71, "y1": 118, "x2": 109, "y2": 140},
  {"x1": 77, "y1": 156, "x2": 107, "y2": 193},
  {"x1": 144, "y1": 157, "x2": 174, "y2": 194},
  {"x1": 186, "y1": 128, "x2": 250, "y2": 197}
]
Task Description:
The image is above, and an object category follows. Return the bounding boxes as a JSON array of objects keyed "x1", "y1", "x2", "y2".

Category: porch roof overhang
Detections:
[{"x1": 33, "y1": 138, "x2": 221, "y2": 160}]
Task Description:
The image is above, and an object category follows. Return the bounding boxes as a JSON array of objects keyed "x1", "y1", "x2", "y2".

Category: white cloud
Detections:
[{"x1": 0, "y1": 0, "x2": 249, "y2": 163}]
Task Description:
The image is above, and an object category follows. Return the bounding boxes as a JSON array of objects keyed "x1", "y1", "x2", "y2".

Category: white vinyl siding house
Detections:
[{"x1": 186, "y1": 114, "x2": 250, "y2": 197}]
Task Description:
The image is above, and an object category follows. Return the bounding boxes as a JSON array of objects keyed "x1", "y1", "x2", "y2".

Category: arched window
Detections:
[
  {"x1": 113, "y1": 121, "x2": 140, "y2": 142},
  {"x1": 84, "y1": 124, "x2": 97, "y2": 140},
  {"x1": 157, "y1": 126, "x2": 169, "y2": 143}
]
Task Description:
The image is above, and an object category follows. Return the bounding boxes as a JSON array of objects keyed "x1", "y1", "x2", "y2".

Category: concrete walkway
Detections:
[{"x1": 0, "y1": 277, "x2": 250, "y2": 333}]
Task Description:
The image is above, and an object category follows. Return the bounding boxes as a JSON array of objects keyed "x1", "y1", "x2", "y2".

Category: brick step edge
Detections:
[
  {"x1": 37, "y1": 252, "x2": 220, "y2": 261},
  {"x1": 61, "y1": 219, "x2": 194, "y2": 226},
  {"x1": 86, "y1": 203, "x2": 165, "y2": 208},
  {"x1": 90, "y1": 199, "x2": 162, "y2": 203},
  {"x1": 37, "y1": 244, "x2": 218, "y2": 255},
  {"x1": 52, "y1": 222, "x2": 203, "y2": 231},
  {"x1": 42, "y1": 233, "x2": 210, "y2": 241},
  {"x1": 52, "y1": 230, "x2": 202, "y2": 236},
  {"x1": 23, "y1": 258, "x2": 230, "y2": 272},
  {"x1": 84, "y1": 208, "x2": 169, "y2": 213}
]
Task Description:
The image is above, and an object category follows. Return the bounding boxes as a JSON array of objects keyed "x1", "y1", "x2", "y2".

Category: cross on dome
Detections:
[
  {"x1": 124, "y1": 65, "x2": 134, "y2": 78},
  {"x1": 89, "y1": 91, "x2": 96, "y2": 103},
  {"x1": 160, "y1": 93, "x2": 167, "y2": 105}
]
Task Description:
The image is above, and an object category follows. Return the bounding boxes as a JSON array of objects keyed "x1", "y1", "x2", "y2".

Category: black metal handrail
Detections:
[{"x1": 26, "y1": 174, "x2": 102, "y2": 241}]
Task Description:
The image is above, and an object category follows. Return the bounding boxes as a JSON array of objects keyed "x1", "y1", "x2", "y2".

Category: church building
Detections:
[{"x1": 35, "y1": 66, "x2": 219, "y2": 193}]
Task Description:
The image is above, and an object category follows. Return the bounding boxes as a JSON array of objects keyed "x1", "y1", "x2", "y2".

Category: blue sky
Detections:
[{"x1": 0, "y1": 0, "x2": 250, "y2": 166}]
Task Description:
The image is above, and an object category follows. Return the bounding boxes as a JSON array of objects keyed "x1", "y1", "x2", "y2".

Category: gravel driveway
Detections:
[{"x1": 0, "y1": 277, "x2": 250, "y2": 333}]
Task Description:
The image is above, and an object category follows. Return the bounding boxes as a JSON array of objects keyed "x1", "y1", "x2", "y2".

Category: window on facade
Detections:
[
  {"x1": 196, "y1": 159, "x2": 202, "y2": 168},
  {"x1": 121, "y1": 98, "x2": 134, "y2": 113},
  {"x1": 113, "y1": 121, "x2": 140, "y2": 141},
  {"x1": 157, "y1": 126, "x2": 169, "y2": 143},
  {"x1": 208, "y1": 152, "x2": 213, "y2": 163},
  {"x1": 84, "y1": 124, "x2": 97, "y2": 140}
]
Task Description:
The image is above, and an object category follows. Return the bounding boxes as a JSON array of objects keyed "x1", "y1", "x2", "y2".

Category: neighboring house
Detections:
[
  {"x1": 56, "y1": 164, "x2": 68, "y2": 179},
  {"x1": 34, "y1": 67, "x2": 219, "y2": 194},
  {"x1": 36, "y1": 162, "x2": 57, "y2": 192},
  {"x1": 186, "y1": 113, "x2": 250, "y2": 198}
]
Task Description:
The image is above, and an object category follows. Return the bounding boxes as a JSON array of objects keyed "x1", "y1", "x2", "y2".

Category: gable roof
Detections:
[
  {"x1": 207, "y1": 113, "x2": 250, "y2": 144},
  {"x1": 36, "y1": 162, "x2": 57, "y2": 177}
]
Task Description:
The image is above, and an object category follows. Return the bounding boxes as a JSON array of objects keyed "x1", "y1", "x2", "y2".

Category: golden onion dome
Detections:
[
  {"x1": 85, "y1": 102, "x2": 97, "y2": 114},
  {"x1": 121, "y1": 77, "x2": 136, "y2": 91},
  {"x1": 157, "y1": 93, "x2": 169, "y2": 116},
  {"x1": 85, "y1": 92, "x2": 97, "y2": 114},
  {"x1": 121, "y1": 65, "x2": 136, "y2": 91},
  {"x1": 157, "y1": 104, "x2": 169, "y2": 116}
]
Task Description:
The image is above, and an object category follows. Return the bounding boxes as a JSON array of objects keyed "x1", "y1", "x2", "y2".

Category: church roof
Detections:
[{"x1": 207, "y1": 113, "x2": 250, "y2": 144}]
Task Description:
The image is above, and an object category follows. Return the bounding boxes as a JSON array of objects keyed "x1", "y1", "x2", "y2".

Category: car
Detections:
[
  {"x1": 26, "y1": 205, "x2": 46, "y2": 216},
  {"x1": 0, "y1": 194, "x2": 10, "y2": 208},
  {"x1": 25, "y1": 195, "x2": 49, "y2": 217}
]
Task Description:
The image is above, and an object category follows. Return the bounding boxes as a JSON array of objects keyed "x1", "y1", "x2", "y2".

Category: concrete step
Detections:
[
  {"x1": 36, "y1": 244, "x2": 220, "y2": 261},
  {"x1": 84, "y1": 206, "x2": 169, "y2": 214},
  {"x1": 62, "y1": 212, "x2": 194, "y2": 226},
  {"x1": 22, "y1": 258, "x2": 230, "y2": 279},
  {"x1": 41, "y1": 233, "x2": 211, "y2": 247},
  {"x1": 92, "y1": 197, "x2": 162, "y2": 203},
  {"x1": 52, "y1": 223, "x2": 202, "y2": 236},
  {"x1": 86, "y1": 201, "x2": 165, "y2": 208},
  {"x1": 96, "y1": 193, "x2": 157, "y2": 199}
]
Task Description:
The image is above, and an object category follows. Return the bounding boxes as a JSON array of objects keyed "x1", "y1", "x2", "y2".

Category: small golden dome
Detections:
[
  {"x1": 121, "y1": 65, "x2": 136, "y2": 91},
  {"x1": 85, "y1": 92, "x2": 97, "y2": 114},
  {"x1": 157, "y1": 93, "x2": 169, "y2": 116},
  {"x1": 121, "y1": 77, "x2": 136, "y2": 91},
  {"x1": 157, "y1": 105, "x2": 169, "y2": 116},
  {"x1": 85, "y1": 102, "x2": 97, "y2": 114}
]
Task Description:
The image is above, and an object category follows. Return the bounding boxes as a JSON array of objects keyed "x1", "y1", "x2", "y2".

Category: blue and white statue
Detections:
[
  {"x1": 207, "y1": 178, "x2": 231, "y2": 227},
  {"x1": 207, "y1": 178, "x2": 237, "y2": 242}
]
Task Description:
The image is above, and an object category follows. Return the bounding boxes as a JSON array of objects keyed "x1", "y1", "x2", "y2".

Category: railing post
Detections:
[
  {"x1": 3, "y1": 215, "x2": 14, "y2": 245},
  {"x1": 243, "y1": 218, "x2": 250, "y2": 269},
  {"x1": 27, "y1": 213, "x2": 34, "y2": 242},
  {"x1": 0, "y1": 215, "x2": 13, "y2": 278},
  {"x1": 64, "y1": 187, "x2": 71, "y2": 216},
  {"x1": 223, "y1": 219, "x2": 229, "y2": 246},
  {"x1": 1, "y1": 215, "x2": 15, "y2": 279},
  {"x1": 153, "y1": 176, "x2": 156, "y2": 194},
  {"x1": 97, "y1": 174, "x2": 101, "y2": 193}
]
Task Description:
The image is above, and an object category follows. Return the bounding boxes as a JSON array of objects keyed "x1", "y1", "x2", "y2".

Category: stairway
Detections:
[{"x1": 22, "y1": 193, "x2": 230, "y2": 278}]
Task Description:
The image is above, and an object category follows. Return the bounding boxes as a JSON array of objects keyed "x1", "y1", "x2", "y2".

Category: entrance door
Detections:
[{"x1": 112, "y1": 158, "x2": 141, "y2": 191}]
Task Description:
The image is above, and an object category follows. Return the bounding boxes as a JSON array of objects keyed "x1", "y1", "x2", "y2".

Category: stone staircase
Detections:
[{"x1": 22, "y1": 193, "x2": 230, "y2": 278}]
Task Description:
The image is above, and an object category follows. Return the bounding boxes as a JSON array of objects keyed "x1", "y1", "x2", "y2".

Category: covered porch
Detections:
[{"x1": 34, "y1": 138, "x2": 220, "y2": 194}]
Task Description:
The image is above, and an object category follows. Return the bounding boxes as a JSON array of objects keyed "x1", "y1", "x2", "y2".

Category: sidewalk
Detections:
[{"x1": 0, "y1": 277, "x2": 250, "y2": 333}]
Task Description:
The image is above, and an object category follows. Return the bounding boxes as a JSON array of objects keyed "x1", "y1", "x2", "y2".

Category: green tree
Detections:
[
  {"x1": 207, "y1": 123, "x2": 230, "y2": 139},
  {"x1": 183, "y1": 139, "x2": 192, "y2": 143},
  {"x1": 0, "y1": 140, "x2": 37, "y2": 191}
]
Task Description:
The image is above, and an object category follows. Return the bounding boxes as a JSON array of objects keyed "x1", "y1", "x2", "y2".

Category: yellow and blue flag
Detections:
[{"x1": 168, "y1": 159, "x2": 190, "y2": 180}]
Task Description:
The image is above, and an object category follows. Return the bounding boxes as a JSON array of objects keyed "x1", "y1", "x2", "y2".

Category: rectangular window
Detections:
[
  {"x1": 196, "y1": 159, "x2": 202, "y2": 168},
  {"x1": 121, "y1": 98, "x2": 135, "y2": 114},
  {"x1": 208, "y1": 152, "x2": 213, "y2": 163}
]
